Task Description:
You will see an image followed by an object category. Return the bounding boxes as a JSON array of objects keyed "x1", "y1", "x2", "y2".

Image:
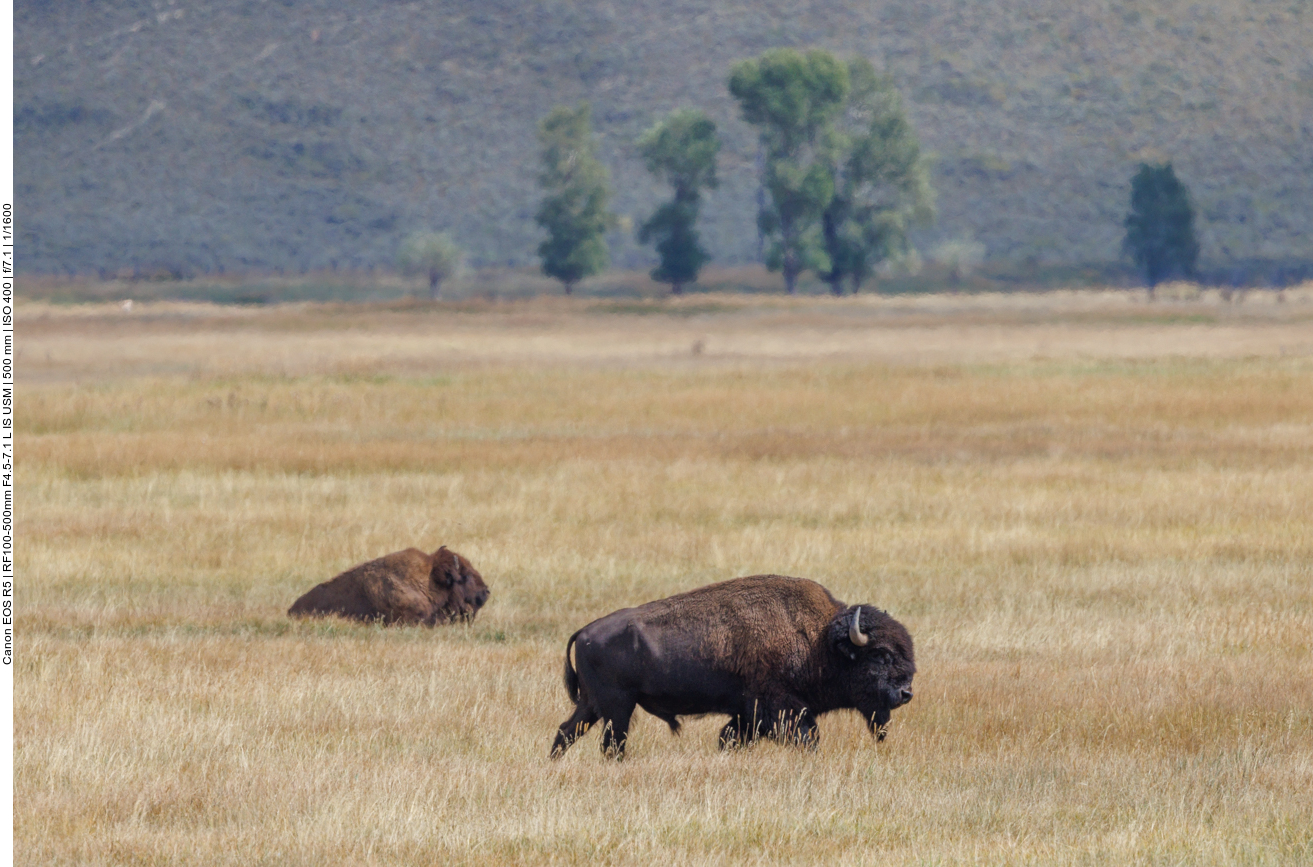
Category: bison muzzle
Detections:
[
  {"x1": 288, "y1": 546, "x2": 490, "y2": 625},
  {"x1": 550, "y1": 574, "x2": 915, "y2": 759}
]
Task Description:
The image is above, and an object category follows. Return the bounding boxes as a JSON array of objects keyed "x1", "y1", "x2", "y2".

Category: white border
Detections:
[{"x1": 2, "y1": 1, "x2": 16, "y2": 862}]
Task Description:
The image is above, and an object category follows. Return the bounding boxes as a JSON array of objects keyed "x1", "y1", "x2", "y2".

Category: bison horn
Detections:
[{"x1": 849, "y1": 607, "x2": 870, "y2": 647}]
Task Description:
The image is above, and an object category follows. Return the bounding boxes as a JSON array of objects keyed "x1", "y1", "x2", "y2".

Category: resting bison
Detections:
[
  {"x1": 550, "y1": 575, "x2": 915, "y2": 759},
  {"x1": 288, "y1": 546, "x2": 490, "y2": 625}
]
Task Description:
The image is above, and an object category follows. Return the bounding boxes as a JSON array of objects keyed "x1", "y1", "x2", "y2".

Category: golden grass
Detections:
[{"x1": 16, "y1": 292, "x2": 1313, "y2": 864}]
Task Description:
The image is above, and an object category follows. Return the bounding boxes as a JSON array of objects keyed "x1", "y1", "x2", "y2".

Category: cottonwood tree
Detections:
[
  {"x1": 637, "y1": 109, "x2": 721, "y2": 294},
  {"x1": 820, "y1": 58, "x2": 934, "y2": 295},
  {"x1": 730, "y1": 48, "x2": 849, "y2": 294},
  {"x1": 1123, "y1": 163, "x2": 1199, "y2": 295},
  {"x1": 398, "y1": 231, "x2": 463, "y2": 299},
  {"x1": 535, "y1": 103, "x2": 613, "y2": 294}
]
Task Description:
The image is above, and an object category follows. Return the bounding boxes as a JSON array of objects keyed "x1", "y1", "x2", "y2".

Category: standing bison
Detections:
[
  {"x1": 550, "y1": 575, "x2": 915, "y2": 759},
  {"x1": 288, "y1": 546, "x2": 490, "y2": 625}
]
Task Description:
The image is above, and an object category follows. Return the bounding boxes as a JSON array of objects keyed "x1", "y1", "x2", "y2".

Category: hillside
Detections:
[{"x1": 14, "y1": 0, "x2": 1313, "y2": 281}]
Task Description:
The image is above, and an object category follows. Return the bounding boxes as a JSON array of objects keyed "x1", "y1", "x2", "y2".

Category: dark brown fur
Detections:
[
  {"x1": 551, "y1": 575, "x2": 915, "y2": 759},
  {"x1": 287, "y1": 546, "x2": 489, "y2": 625}
]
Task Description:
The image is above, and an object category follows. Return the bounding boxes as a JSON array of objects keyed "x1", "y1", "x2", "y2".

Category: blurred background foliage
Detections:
[{"x1": 13, "y1": 0, "x2": 1313, "y2": 286}]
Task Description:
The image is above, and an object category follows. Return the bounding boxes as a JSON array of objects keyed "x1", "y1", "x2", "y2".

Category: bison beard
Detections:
[
  {"x1": 287, "y1": 546, "x2": 490, "y2": 625},
  {"x1": 550, "y1": 575, "x2": 915, "y2": 759}
]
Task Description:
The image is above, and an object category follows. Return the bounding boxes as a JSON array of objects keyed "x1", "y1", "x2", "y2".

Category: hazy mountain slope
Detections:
[{"x1": 14, "y1": 0, "x2": 1313, "y2": 277}]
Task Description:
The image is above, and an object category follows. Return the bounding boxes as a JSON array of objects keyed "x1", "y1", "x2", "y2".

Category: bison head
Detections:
[
  {"x1": 828, "y1": 605, "x2": 916, "y2": 737},
  {"x1": 432, "y1": 546, "x2": 491, "y2": 620}
]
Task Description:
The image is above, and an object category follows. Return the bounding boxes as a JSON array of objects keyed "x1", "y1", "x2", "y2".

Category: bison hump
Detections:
[{"x1": 636, "y1": 574, "x2": 841, "y2": 682}]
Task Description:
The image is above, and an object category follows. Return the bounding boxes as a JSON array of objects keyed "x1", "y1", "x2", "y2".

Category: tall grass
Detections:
[{"x1": 16, "y1": 293, "x2": 1313, "y2": 864}]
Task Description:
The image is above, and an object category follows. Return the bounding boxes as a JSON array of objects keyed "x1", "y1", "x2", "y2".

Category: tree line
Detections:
[
  {"x1": 536, "y1": 48, "x2": 935, "y2": 297},
  {"x1": 402, "y1": 48, "x2": 1199, "y2": 299}
]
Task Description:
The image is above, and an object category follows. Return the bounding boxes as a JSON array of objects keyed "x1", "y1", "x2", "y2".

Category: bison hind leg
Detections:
[{"x1": 550, "y1": 704, "x2": 599, "y2": 759}]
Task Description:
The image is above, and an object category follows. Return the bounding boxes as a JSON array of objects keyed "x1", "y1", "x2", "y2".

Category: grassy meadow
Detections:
[{"x1": 16, "y1": 289, "x2": 1313, "y2": 864}]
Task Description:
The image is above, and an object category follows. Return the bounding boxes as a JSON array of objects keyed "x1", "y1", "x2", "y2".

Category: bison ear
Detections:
[
  {"x1": 430, "y1": 547, "x2": 459, "y2": 588},
  {"x1": 829, "y1": 609, "x2": 860, "y2": 661}
]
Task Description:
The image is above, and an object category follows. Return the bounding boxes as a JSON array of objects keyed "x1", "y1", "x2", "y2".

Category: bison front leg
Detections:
[
  {"x1": 718, "y1": 718, "x2": 747, "y2": 750},
  {"x1": 866, "y1": 707, "x2": 893, "y2": 741},
  {"x1": 550, "y1": 705, "x2": 599, "y2": 759},
  {"x1": 717, "y1": 713, "x2": 767, "y2": 750},
  {"x1": 769, "y1": 708, "x2": 819, "y2": 750}
]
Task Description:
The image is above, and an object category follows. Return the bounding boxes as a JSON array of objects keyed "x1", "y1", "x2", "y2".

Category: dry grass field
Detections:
[{"x1": 16, "y1": 289, "x2": 1313, "y2": 865}]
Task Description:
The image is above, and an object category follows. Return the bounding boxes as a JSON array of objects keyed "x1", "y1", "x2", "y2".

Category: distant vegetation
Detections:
[
  {"x1": 636, "y1": 109, "x2": 720, "y2": 295},
  {"x1": 397, "y1": 231, "x2": 464, "y2": 299},
  {"x1": 817, "y1": 58, "x2": 934, "y2": 295},
  {"x1": 932, "y1": 238, "x2": 987, "y2": 284},
  {"x1": 1123, "y1": 163, "x2": 1200, "y2": 292},
  {"x1": 12, "y1": 0, "x2": 1313, "y2": 288},
  {"x1": 532, "y1": 47, "x2": 932, "y2": 297},
  {"x1": 729, "y1": 49, "x2": 851, "y2": 294},
  {"x1": 535, "y1": 103, "x2": 614, "y2": 294}
]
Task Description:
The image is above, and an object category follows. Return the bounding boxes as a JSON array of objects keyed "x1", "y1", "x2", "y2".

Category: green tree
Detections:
[
  {"x1": 820, "y1": 59, "x2": 934, "y2": 295},
  {"x1": 398, "y1": 231, "x2": 463, "y2": 299},
  {"x1": 729, "y1": 48, "x2": 850, "y2": 294},
  {"x1": 932, "y1": 237, "x2": 986, "y2": 286},
  {"x1": 1123, "y1": 163, "x2": 1199, "y2": 294},
  {"x1": 637, "y1": 109, "x2": 721, "y2": 294},
  {"x1": 535, "y1": 103, "x2": 613, "y2": 294}
]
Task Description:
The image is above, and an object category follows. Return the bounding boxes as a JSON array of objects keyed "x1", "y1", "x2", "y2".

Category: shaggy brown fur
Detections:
[
  {"x1": 287, "y1": 546, "x2": 490, "y2": 625},
  {"x1": 551, "y1": 575, "x2": 915, "y2": 759}
]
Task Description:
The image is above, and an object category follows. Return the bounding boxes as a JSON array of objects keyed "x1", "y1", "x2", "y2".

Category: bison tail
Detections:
[{"x1": 563, "y1": 629, "x2": 583, "y2": 704}]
